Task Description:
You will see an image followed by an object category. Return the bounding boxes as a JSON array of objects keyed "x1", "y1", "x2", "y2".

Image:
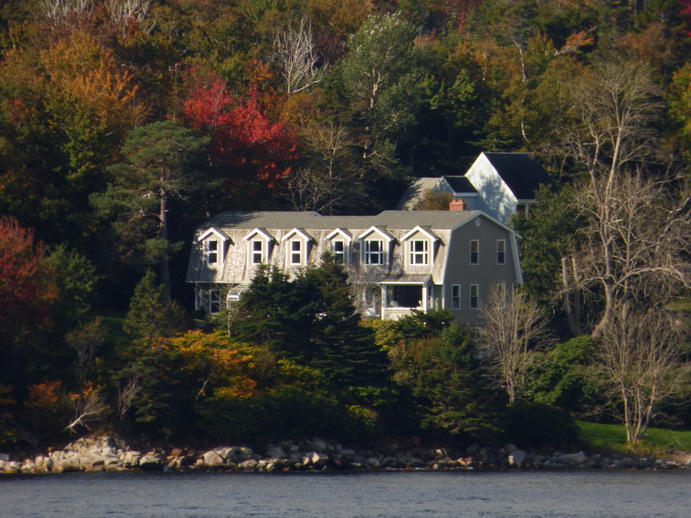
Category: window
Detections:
[
  {"x1": 365, "y1": 239, "x2": 384, "y2": 265},
  {"x1": 451, "y1": 284, "x2": 461, "y2": 309},
  {"x1": 251, "y1": 240, "x2": 264, "y2": 264},
  {"x1": 290, "y1": 240, "x2": 302, "y2": 265},
  {"x1": 210, "y1": 289, "x2": 221, "y2": 314},
  {"x1": 386, "y1": 285, "x2": 422, "y2": 308},
  {"x1": 333, "y1": 240, "x2": 346, "y2": 264},
  {"x1": 470, "y1": 240, "x2": 479, "y2": 265},
  {"x1": 409, "y1": 239, "x2": 429, "y2": 265},
  {"x1": 469, "y1": 284, "x2": 479, "y2": 309},
  {"x1": 206, "y1": 239, "x2": 219, "y2": 265},
  {"x1": 497, "y1": 239, "x2": 506, "y2": 265}
]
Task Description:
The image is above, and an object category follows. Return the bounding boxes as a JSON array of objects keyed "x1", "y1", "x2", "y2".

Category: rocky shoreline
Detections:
[{"x1": 2, "y1": 436, "x2": 690, "y2": 475}]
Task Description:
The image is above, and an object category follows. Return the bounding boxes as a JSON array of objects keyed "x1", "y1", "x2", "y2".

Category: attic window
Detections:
[
  {"x1": 251, "y1": 240, "x2": 264, "y2": 264},
  {"x1": 365, "y1": 239, "x2": 384, "y2": 265},
  {"x1": 206, "y1": 239, "x2": 219, "y2": 265},
  {"x1": 408, "y1": 239, "x2": 429, "y2": 265},
  {"x1": 332, "y1": 240, "x2": 346, "y2": 264}
]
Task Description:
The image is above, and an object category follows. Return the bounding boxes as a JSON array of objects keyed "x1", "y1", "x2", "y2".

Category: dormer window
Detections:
[
  {"x1": 365, "y1": 239, "x2": 384, "y2": 265},
  {"x1": 402, "y1": 226, "x2": 438, "y2": 268},
  {"x1": 326, "y1": 228, "x2": 352, "y2": 265},
  {"x1": 409, "y1": 240, "x2": 429, "y2": 265},
  {"x1": 282, "y1": 229, "x2": 312, "y2": 267},
  {"x1": 206, "y1": 240, "x2": 219, "y2": 265},
  {"x1": 198, "y1": 228, "x2": 230, "y2": 268},
  {"x1": 243, "y1": 228, "x2": 275, "y2": 266},
  {"x1": 290, "y1": 240, "x2": 302, "y2": 265},
  {"x1": 358, "y1": 226, "x2": 393, "y2": 267},
  {"x1": 251, "y1": 240, "x2": 264, "y2": 264},
  {"x1": 333, "y1": 240, "x2": 346, "y2": 264}
]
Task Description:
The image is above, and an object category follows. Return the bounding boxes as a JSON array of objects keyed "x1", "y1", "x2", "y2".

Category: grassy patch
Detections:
[{"x1": 578, "y1": 421, "x2": 691, "y2": 453}]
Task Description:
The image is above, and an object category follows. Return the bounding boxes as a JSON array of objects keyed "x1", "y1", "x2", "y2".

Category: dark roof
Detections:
[
  {"x1": 443, "y1": 176, "x2": 477, "y2": 193},
  {"x1": 483, "y1": 153, "x2": 551, "y2": 199}
]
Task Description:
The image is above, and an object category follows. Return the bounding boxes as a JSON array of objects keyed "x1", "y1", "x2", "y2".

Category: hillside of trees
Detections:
[{"x1": 1, "y1": 0, "x2": 689, "y2": 452}]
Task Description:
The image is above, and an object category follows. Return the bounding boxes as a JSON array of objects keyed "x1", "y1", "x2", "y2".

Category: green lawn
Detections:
[{"x1": 578, "y1": 421, "x2": 691, "y2": 453}]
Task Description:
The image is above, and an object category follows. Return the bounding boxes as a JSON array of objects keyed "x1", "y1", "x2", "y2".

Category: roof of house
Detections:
[
  {"x1": 201, "y1": 210, "x2": 482, "y2": 234},
  {"x1": 482, "y1": 152, "x2": 551, "y2": 199},
  {"x1": 394, "y1": 177, "x2": 440, "y2": 210},
  {"x1": 443, "y1": 176, "x2": 477, "y2": 193}
]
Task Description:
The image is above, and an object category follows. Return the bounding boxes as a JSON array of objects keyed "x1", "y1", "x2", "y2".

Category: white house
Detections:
[
  {"x1": 187, "y1": 208, "x2": 523, "y2": 325},
  {"x1": 396, "y1": 152, "x2": 552, "y2": 224}
]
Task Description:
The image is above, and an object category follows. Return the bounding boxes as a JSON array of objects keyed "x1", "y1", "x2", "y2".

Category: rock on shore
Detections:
[{"x1": 1, "y1": 436, "x2": 689, "y2": 475}]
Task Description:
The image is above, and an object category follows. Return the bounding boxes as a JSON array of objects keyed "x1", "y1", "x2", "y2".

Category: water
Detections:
[{"x1": 1, "y1": 470, "x2": 689, "y2": 518}]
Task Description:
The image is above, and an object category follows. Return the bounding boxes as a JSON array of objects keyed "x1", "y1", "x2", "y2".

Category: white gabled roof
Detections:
[
  {"x1": 357, "y1": 226, "x2": 395, "y2": 242},
  {"x1": 242, "y1": 228, "x2": 275, "y2": 242},
  {"x1": 198, "y1": 227, "x2": 230, "y2": 242},
  {"x1": 281, "y1": 228, "x2": 314, "y2": 242},
  {"x1": 325, "y1": 228, "x2": 353, "y2": 242},
  {"x1": 401, "y1": 225, "x2": 440, "y2": 243}
]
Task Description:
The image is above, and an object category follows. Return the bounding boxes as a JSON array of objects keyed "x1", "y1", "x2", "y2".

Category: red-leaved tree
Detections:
[
  {"x1": 182, "y1": 80, "x2": 298, "y2": 200},
  {"x1": 0, "y1": 218, "x2": 57, "y2": 337}
]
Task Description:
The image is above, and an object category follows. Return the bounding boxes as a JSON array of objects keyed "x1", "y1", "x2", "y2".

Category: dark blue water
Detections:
[{"x1": 1, "y1": 470, "x2": 689, "y2": 517}]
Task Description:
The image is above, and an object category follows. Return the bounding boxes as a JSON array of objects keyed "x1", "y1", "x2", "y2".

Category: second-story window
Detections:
[
  {"x1": 333, "y1": 240, "x2": 346, "y2": 264},
  {"x1": 290, "y1": 240, "x2": 302, "y2": 265},
  {"x1": 470, "y1": 239, "x2": 479, "y2": 265},
  {"x1": 497, "y1": 239, "x2": 506, "y2": 265},
  {"x1": 206, "y1": 239, "x2": 219, "y2": 265},
  {"x1": 409, "y1": 239, "x2": 429, "y2": 265},
  {"x1": 251, "y1": 240, "x2": 264, "y2": 264},
  {"x1": 365, "y1": 239, "x2": 384, "y2": 265}
]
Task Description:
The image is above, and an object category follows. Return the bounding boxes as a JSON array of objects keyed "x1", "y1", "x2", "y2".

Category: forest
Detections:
[{"x1": 0, "y1": 0, "x2": 689, "y2": 452}]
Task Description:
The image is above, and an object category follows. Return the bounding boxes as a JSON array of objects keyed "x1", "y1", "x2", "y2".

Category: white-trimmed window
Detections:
[
  {"x1": 332, "y1": 240, "x2": 346, "y2": 264},
  {"x1": 206, "y1": 239, "x2": 219, "y2": 265},
  {"x1": 290, "y1": 239, "x2": 303, "y2": 265},
  {"x1": 497, "y1": 239, "x2": 506, "y2": 265},
  {"x1": 409, "y1": 239, "x2": 429, "y2": 265},
  {"x1": 451, "y1": 284, "x2": 461, "y2": 309},
  {"x1": 210, "y1": 289, "x2": 222, "y2": 314},
  {"x1": 251, "y1": 240, "x2": 264, "y2": 264},
  {"x1": 365, "y1": 239, "x2": 384, "y2": 265},
  {"x1": 470, "y1": 240, "x2": 479, "y2": 265},
  {"x1": 469, "y1": 284, "x2": 479, "y2": 309}
]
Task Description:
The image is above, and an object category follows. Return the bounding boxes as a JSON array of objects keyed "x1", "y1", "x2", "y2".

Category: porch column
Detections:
[
  {"x1": 380, "y1": 285, "x2": 387, "y2": 319},
  {"x1": 422, "y1": 284, "x2": 429, "y2": 313}
]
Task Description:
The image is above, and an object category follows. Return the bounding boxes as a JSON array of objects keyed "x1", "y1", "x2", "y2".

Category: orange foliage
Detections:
[
  {"x1": 164, "y1": 330, "x2": 259, "y2": 400},
  {"x1": 26, "y1": 381, "x2": 62, "y2": 409}
]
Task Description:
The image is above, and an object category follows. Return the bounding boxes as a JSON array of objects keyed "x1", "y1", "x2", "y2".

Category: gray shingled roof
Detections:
[
  {"x1": 394, "y1": 177, "x2": 440, "y2": 210},
  {"x1": 483, "y1": 153, "x2": 551, "y2": 199},
  {"x1": 199, "y1": 210, "x2": 481, "y2": 233},
  {"x1": 443, "y1": 176, "x2": 477, "y2": 193}
]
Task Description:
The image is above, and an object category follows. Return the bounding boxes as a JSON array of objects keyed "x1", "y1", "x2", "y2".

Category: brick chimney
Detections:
[{"x1": 449, "y1": 199, "x2": 467, "y2": 211}]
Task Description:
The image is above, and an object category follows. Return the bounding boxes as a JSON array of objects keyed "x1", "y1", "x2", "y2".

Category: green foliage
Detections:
[
  {"x1": 232, "y1": 257, "x2": 390, "y2": 392},
  {"x1": 92, "y1": 120, "x2": 208, "y2": 272},
  {"x1": 389, "y1": 322, "x2": 501, "y2": 440},
  {"x1": 525, "y1": 336, "x2": 600, "y2": 414},
  {"x1": 45, "y1": 244, "x2": 98, "y2": 330},
  {"x1": 124, "y1": 271, "x2": 187, "y2": 342},
  {"x1": 502, "y1": 402, "x2": 581, "y2": 450}
]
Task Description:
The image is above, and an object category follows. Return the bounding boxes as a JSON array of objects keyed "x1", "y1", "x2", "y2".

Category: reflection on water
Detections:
[{"x1": 1, "y1": 470, "x2": 690, "y2": 518}]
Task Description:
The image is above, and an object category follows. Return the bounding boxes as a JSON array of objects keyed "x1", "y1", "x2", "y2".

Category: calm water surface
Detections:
[{"x1": 1, "y1": 470, "x2": 689, "y2": 518}]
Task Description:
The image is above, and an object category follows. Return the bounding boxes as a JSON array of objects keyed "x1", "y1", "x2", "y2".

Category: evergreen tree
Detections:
[{"x1": 124, "y1": 271, "x2": 186, "y2": 343}]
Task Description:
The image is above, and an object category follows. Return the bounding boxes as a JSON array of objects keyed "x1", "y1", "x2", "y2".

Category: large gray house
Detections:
[{"x1": 187, "y1": 208, "x2": 523, "y2": 325}]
